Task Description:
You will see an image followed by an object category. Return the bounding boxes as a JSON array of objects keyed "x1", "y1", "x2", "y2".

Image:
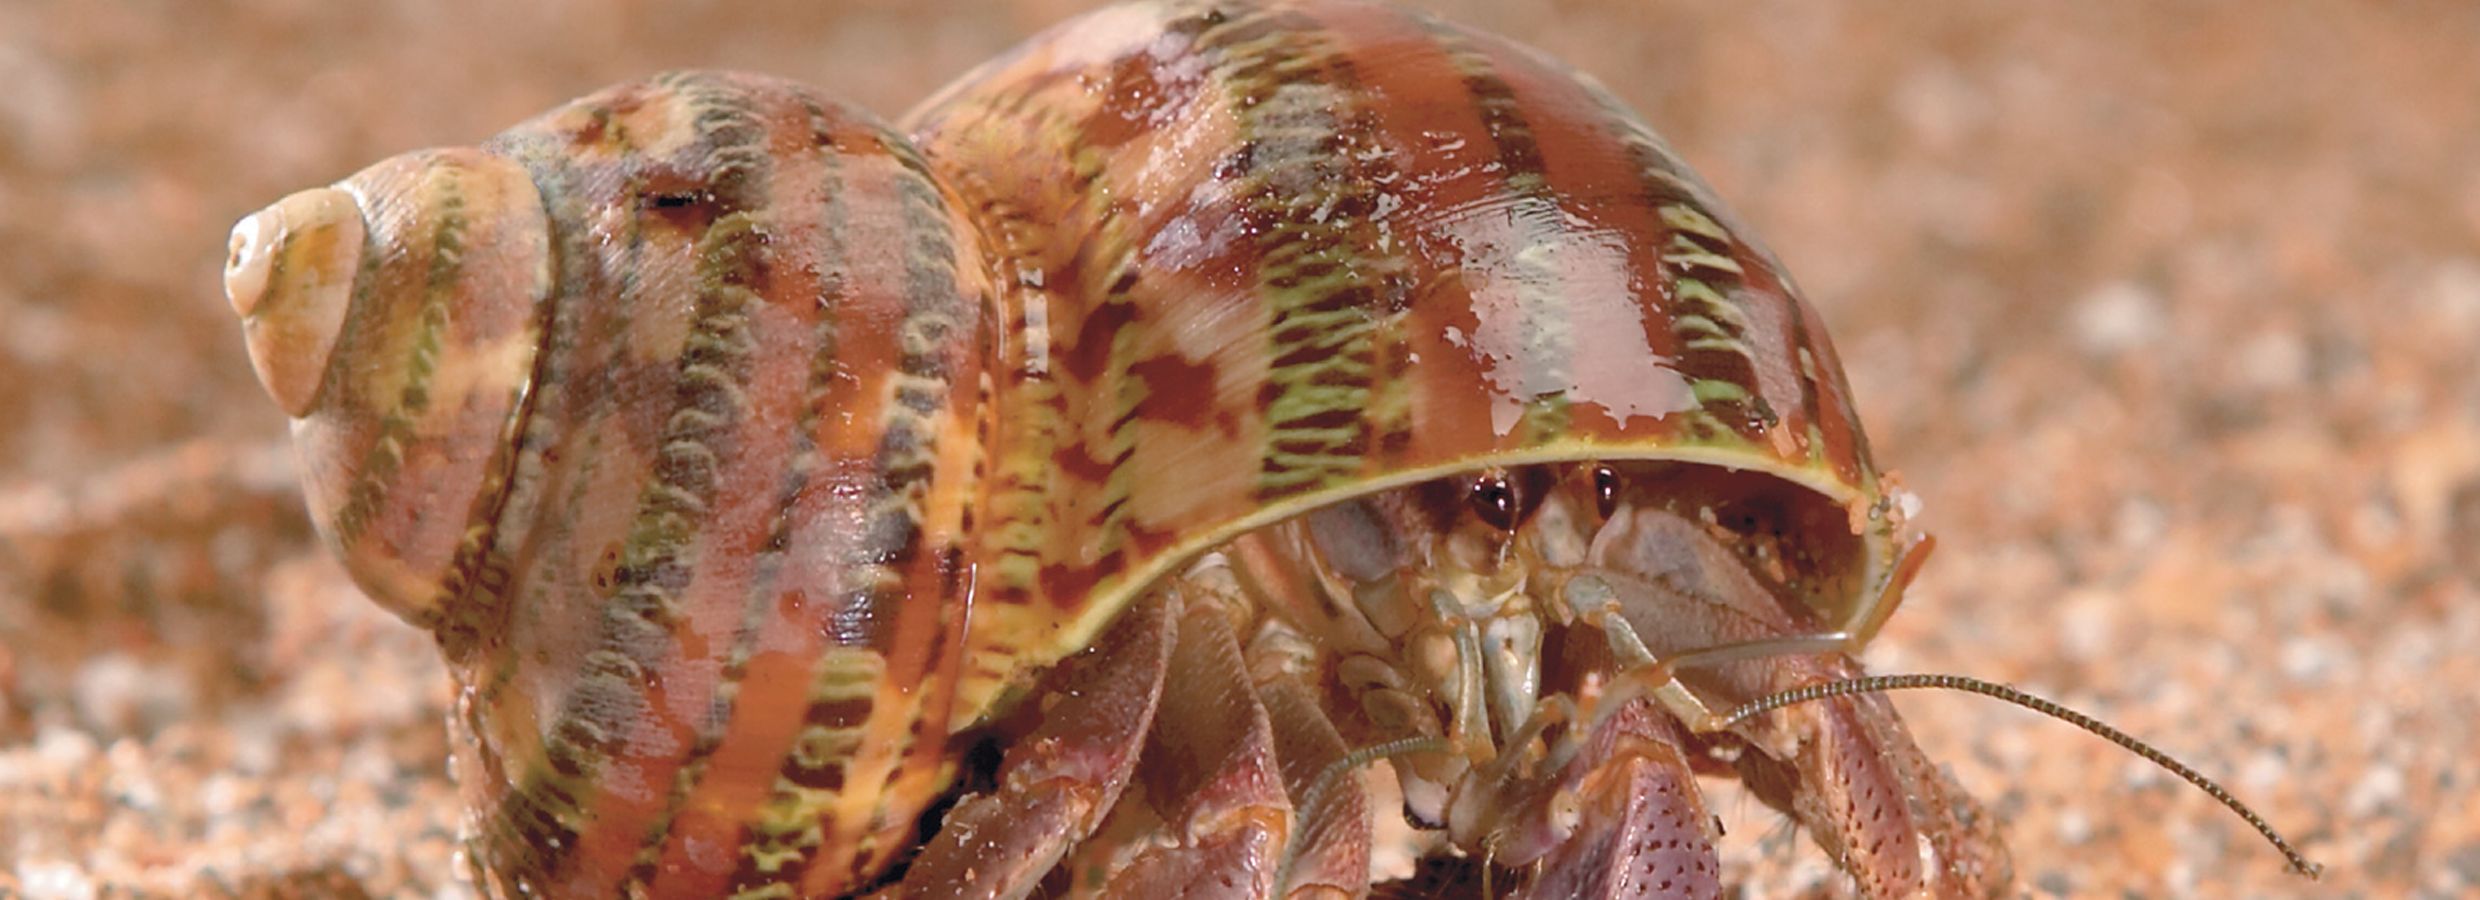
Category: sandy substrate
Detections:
[{"x1": 2, "y1": 1, "x2": 2474, "y2": 897}]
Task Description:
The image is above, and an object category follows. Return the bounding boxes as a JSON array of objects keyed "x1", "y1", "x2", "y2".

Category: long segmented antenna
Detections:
[
  {"x1": 1278, "y1": 736, "x2": 1453, "y2": 889},
  {"x1": 1721, "y1": 673, "x2": 2323, "y2": 879}
]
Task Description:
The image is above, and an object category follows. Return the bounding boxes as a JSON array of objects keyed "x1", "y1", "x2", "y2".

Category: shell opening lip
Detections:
[{"x1": 963, "y1": 443, "x2": 1897, "y2": 733}]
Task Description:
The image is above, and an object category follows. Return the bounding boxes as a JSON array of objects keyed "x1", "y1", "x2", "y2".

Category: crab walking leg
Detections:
[
  {"x1": 1503, "y1": 699, "x2": 1722, "y2": 900},
  {"x1": 1092, "y1": 598, "x2": 1296, "y2": 898},
  {"x1": 897, "y1": 592, "x2": 1178, "y2": 899},
  {"x1": 1258, "y1": 678, "x2": 1374, "y2": 898},
  {"x1": 1726, "y1": 654, "x2": 2012, "y2": 900}
]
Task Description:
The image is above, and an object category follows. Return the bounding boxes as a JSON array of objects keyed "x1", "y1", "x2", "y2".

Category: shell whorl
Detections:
[
  {"x1": 230, "y1": 72, "x2": 996, "y2": 895},
  {"x1": 458, "y1": 72, "x2": 994, "y2": 896},
  {"x1": 228, "y1": 150, "x2": 551, "y2": 628}
]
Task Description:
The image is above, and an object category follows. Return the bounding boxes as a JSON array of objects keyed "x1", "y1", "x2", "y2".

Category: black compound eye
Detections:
[
  {"x1": 1593, "y1": 464, "x2": 1622, "y2": 519},
  {"x1": 1468, "y1": 473, "x2": 1520, "y2": 532}
]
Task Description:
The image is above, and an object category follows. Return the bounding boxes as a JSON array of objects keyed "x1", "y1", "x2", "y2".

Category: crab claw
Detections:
[
  {"x1": 1726, "y1": 653, "x2": 2014, "y2": 899},
  {"x1": 1568, "y1": 504, "x2": 2012, "y2": 898},
  {"x1": 1501, "y1": 697, "x2": 1723, "y2": 900}
]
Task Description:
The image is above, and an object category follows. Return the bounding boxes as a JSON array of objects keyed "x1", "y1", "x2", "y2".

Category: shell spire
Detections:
[{"x1": 224, "y1": 151, "x2": 553, "y2": 629}]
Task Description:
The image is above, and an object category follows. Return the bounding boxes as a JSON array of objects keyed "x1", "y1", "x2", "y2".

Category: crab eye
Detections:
[
  {"x1": 1593, "y1": 464, "x2": 1622, "y2": 519},
  {"x1": 1468, "y1": 473, "x2": 1520, "y2": 532}
]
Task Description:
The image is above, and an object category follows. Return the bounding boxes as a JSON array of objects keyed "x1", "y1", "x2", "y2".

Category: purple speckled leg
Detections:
[
  {"x1": 1729, "y1": 654, "x2": 2013, "y2": 900},
  {"x1": 1507, "y1": 698, "x2": 1723, "y2": 900}
]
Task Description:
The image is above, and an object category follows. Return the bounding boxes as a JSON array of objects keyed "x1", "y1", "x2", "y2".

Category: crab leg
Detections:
[
  {"x1": 1569, "y1": 505, "x2": 2009, "y2": 898},
  {"x1": 1084, "y1": 598, "x2": 1296, "y2": 898},
  {"x1": 1725, "y1": 653, "x2": 2012, "y2": 899},
  {"x1": 1504, "y1": 698, "x2": 1722, "y2": 900},
  {"x1": 895, "y1": 591, "x2": 1177, "y2": 899},
  {"x1": 1260, "y1": 677, "x2": 1373, "y2": 898}
]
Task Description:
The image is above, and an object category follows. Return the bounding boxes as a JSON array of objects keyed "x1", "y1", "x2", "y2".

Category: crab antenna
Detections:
[
  {"x1": 1720, "y1": 673, "x2": 2323, "y2": 880},
  {"x1": 1296, "y1": 736, "x2": 1450, "y2": 829},
  {"x1": 1279, "y1": 736, "x2": 1453, "y2": 886}
]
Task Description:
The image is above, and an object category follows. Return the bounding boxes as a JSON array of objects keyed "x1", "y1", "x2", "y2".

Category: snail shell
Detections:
[
  {"x1": 230, "y1": 72, "x2": 993, "y2": 895},
  {"x1": 224, "y1": 1, "x2": 1919, "y2": 895}
]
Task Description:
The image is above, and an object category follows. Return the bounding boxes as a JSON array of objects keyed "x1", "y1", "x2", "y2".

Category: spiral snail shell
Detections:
[{"x1": 225, "y1": 1, "x2": 2027, "y2": 896}]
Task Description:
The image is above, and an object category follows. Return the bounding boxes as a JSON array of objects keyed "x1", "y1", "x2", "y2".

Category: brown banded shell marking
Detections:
[
  {"x1": 231, "y1": 72, "x2": 996, "y2": 896},
  {"x1": 905, "y1": 0, "x2": 1905, "y2": 738},
  {"x1": 215, "y1": 2, "x2": 2069, "y2": 898}
]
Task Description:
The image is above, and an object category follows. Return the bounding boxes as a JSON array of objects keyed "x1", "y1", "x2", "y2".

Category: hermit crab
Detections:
[{"x1": 221, "y1": 1, "x2": 2315, "y2": 896}]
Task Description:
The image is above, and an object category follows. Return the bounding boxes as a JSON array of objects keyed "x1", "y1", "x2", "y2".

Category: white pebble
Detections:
[
  {"x1": 32, "y1": 725, "x2": 97, "y2": 770},
  {"x1": 2278, "y1": 635, "x2": 2339, "y2": 684},
  {"x1": 2070, "y1": 280, "x2": 2165, "y2": 356},
  {"x1": 2234, "y1": 329, "x2": 2308, "y2": 390},
  {"x1": 2058, "y1": 589, "x2": 2116, "y2": 662},
  {"x1": 2056, "y1": 806, "x2": 2092, "y2": 845},
  {"x1": 201, "y1": 773, "x2": 246, "y2": 819},
  {"x1": 2424, "y1": 258, "x2": 2480, "y2": 327},
  {"x1": 18, "y1": 859, "x2": 97, "y2": 900},
  {"x1": 2344, "y1": 765, "x2": 2404, "y2": 817},
  {"x1": 71, "y1": 653, "x2": 192, "y2": 735}
]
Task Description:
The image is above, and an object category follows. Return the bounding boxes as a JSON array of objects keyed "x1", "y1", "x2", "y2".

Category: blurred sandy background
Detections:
[{"x1": 2, "y1": 1, "x2": 2474, "y2": 896}]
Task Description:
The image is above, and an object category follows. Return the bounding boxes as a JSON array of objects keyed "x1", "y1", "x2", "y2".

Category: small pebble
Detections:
[{"x1": 2070, "y1": 281, "x2": 2165, "y2": 356}]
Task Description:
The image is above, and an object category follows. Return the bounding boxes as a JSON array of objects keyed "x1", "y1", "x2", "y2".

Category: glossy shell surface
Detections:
[
  {"x1": 910, "y1": 0, "x2": 1902, "y2": 732},
  {"x1": 222, "y1": 1, "x2": 1928, "y2": 895},
  {"x1": 228, "y1": 73, "x2": 1001, "y2": 894},
  {"x1": 461, "y1": 75, "x2": 995, "y2": 895}
]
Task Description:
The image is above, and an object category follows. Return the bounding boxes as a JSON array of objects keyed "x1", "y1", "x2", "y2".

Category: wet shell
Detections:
[
  {"x1": 232, "y1": 72, "x2": 996, "y2": 895},
  {"x1": 224, "y1": 1, "x2": 1932, "y2": 895},
  {"x1": 906, "y1": 0, "x2": 1910, "y2": 737}
]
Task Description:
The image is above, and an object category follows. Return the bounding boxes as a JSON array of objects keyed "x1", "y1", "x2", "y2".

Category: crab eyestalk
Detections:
[{"x1": 223, "y1": 149, "x2": 552, "y2": 632}]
